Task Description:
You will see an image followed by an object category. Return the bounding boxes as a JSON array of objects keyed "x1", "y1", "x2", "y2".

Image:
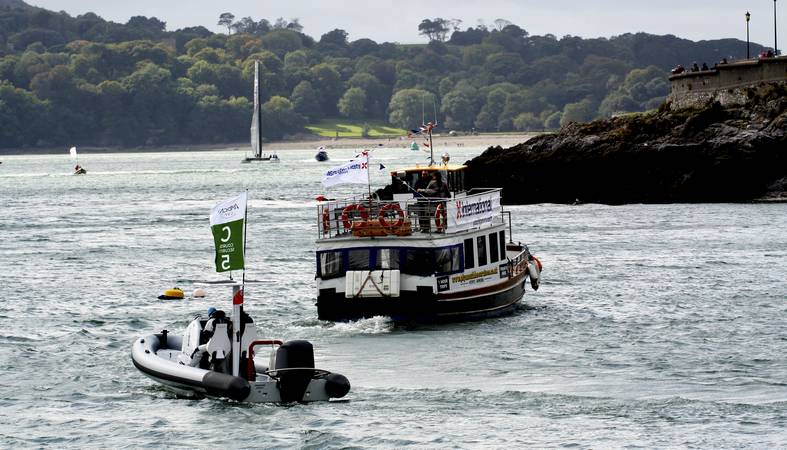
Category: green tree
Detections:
[
  {"x1": 441, "y1": 85, "x2": 480, "y2": 130},
  {"x1": 560, "y1": 98, "x2": 596, "y2": 126},
  {"x1": 337, "y1": 86, "x2": 366, "y2": 119},
  {"x1": 291, "y1": 80, "x2": 321, "y2": 119},
  {"x1": 261, "y1": 95, "x2": 305, "y2": 139},
  {"x1": 218, "y1": 13, "x2": 235, "y2": 35},
  {"x1": 309, "y1": 63, "x2": 343, "y2": 115},
  {"x1": 387, "y1": 88, "x2": 433, "y2": 129}
]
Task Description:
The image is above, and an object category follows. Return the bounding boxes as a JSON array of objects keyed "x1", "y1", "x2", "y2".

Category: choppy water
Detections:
[{"x1": 1, "y1": 146, "x2": 786, "y2": 448}]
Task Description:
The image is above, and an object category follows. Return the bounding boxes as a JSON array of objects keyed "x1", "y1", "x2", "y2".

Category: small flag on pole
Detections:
[{"x1": 209, "y1": 192, "x2": 247, "y2": 272}]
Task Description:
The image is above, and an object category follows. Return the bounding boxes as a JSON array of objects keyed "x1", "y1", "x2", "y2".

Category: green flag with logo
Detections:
[{"x1": 209, "y1": 192, "x2": 247, "y2": 272}]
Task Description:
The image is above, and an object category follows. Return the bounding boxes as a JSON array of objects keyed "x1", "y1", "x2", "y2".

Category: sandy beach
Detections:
[{"x1": 0, "y1": 133, "x2": 539, "y2": 156}]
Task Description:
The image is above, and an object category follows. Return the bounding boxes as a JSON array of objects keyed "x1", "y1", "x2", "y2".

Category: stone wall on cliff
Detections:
[{"x1": 668, "y1": 57, "x2": 787, "y2": 109}]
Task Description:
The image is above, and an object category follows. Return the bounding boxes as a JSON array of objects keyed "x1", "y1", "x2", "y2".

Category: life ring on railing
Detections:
[
  {"x1": 434, "y1": 203, "x2": 446, "y2": 232},
  {"x1": 378, "y1": 203, "x2": 405, "y2": 232},
  {"x1": 322, "y1": 208, "x2": 331, "y2": 234},
  {"x1": 341, "y1": 204, "x2": 368, "y2": 230}
]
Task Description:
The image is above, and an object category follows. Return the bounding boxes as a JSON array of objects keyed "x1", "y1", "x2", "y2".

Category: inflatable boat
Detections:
[{"x1": 132, "y1": 312, "x2": 350, "y2": 402}]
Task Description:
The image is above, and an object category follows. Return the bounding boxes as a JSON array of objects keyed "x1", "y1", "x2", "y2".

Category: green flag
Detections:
[{"x1": 209, "y1": 192, "x2": 247, "y2": 272}]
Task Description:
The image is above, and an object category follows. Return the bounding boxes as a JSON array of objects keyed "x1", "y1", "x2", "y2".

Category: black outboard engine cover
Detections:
[{"x1": 275, "y1": 340, "x2": 315, "y2": 402}]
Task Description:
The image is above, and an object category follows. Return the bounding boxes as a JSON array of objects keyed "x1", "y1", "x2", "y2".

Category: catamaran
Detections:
[
  {"x1": 132, "y1": 193, "x2": 350, "y2": 402},
  {"x1": 314, "y1": 124, "x2": 542, "y2": 324},
  {"x1": 242, "y1": 61, "x2": 280, "y2": 164}
]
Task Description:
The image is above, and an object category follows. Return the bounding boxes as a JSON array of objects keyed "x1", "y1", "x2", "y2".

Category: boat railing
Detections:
[
  {"x1": 317, "y1": 188, "x2": 503, "y2": 239},
  {"x1": 507, "y1": 247, "x2": 530, "y2": 278}
]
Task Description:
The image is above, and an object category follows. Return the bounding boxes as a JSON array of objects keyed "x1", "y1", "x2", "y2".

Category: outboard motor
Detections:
[{"x1": 275, "y1": 340, "x2": 315, "y2": 402}]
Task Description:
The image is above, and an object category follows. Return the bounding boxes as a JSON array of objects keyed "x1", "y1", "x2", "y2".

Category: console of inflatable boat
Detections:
[{"x1": 132, "y1": 313, "x2": 350, "y2": 402}]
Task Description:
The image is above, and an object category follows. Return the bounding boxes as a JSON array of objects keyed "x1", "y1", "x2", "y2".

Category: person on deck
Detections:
[
  {"x1": 418, "y1": 171, "x2": 449, "y2": 198},
  {"x1": 414, "y1": 170, "x2": 431, "y2": 191}
]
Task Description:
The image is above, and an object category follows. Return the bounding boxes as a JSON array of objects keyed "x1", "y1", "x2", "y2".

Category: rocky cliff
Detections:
[{"x1": 466, "y1": 83, "x2": 787, "y2": 204}]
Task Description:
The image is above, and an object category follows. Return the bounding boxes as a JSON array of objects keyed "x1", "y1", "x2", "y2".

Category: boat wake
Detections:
[{"x1": 329, "y1": 316, "x2": 395, "y2": 335}]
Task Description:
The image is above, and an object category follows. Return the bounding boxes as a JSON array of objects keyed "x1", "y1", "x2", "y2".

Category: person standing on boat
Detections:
[
  {"x1": 414, "y1": 170, "x2": 431, "y2": 191},
  {"x1": 419, "y1": 171, "x2": 449, "y2": 198},
  {"x1": 187, "y1": 307, "x2": 228, "y2": 367}
]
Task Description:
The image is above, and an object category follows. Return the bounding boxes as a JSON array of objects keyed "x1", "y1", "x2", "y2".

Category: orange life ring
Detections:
[
  {"x1": 322, "y1": 208, "x2": 331, "y2": 234},
  {"x1": 434, "y1": 203, "x2": 446, "y2": 232},
  {"x1": 378, "y1": 203, "x2": 405, "y2": 232},
  {"x1": 341, "y1": 204, "x2": 368, "y2": 230}
]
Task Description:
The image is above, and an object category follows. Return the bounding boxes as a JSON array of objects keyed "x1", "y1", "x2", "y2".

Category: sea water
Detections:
[{"x1": 0, "y1": 147, "x2": 785, "y2": 448}]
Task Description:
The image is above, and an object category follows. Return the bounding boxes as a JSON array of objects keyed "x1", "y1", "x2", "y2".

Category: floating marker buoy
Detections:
[
  {"x1": 193, "y1": 287, "x2": 206, "y2": 298},
  {"x1": 158, "y1": 287, "x2": 184, "y2": 300}
]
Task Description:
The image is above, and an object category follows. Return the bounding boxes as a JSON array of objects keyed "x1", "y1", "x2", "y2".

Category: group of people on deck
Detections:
[{"x1": 414, "y1": 170, "x2": 449, "y2": 198}]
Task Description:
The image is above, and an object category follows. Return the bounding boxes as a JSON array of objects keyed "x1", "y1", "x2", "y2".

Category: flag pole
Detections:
[
  {"x1": 231, "y1": 190, "x2": 248, "y2": 377},
  {"x1": 366, "y1": 151, "x2": 372, "y2": 200}
]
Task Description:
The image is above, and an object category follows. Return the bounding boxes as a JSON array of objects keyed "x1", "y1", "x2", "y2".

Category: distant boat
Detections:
[
  {"x1": 70, "y1": 146, "x2": 86, "y2": 175},
  {"x1": 315, "y1": 146, "x2": 329, "y2": 162},
  {"x1": 242, "y1": 61, "x2": 280, "y2": 164}
]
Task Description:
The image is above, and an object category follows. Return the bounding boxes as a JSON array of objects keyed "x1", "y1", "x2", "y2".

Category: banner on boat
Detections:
[
  {"x1": 322, "y1": 154, "x2": 369, "y2": 188},
  {"x1": 445, "y1": 191, "x2": 501, "y2": 232},
  {"x1": 209, "y1": 192, "x2": 247, "y2": 272}
]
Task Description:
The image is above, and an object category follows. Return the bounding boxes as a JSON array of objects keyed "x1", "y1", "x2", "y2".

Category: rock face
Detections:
[{"x1": 466, "y1": 83, "x2": 787, "y2": 204}]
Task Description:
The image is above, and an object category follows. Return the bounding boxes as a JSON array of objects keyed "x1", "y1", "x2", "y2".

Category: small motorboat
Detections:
[
  {"x1": 73, "y1": 165, "x2": 86, "y2": 175},
  {"x1": 132, "y1": 310, "x2": 351, "y2": 402},
  {"x1": 315, "y1": 146, "x2": 329, "y2": 161}
]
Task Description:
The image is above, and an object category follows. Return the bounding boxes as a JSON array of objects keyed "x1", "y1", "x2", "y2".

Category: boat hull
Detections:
[
  {"x1": 317, "y1": 272, "x2": 528, "y2": 324},
  {"x1": 131, "y1": 333, "x2": 349, "y2": 402}
]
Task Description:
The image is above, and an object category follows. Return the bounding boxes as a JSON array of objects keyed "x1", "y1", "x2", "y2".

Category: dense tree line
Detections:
[{"x1": 0, "y1": 1, "x2": 760, "y2": 148}]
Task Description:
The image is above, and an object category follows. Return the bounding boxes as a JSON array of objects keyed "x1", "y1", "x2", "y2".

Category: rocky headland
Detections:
[{"x1": 466, "y1": 83, "x2": 787, "y2": 204}]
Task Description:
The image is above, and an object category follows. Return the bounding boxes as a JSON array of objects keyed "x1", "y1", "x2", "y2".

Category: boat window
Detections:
[
  {"x1": 464, "y1": 238, "x2": 475, "y2": 269},
  {"x1": 319, "y1": 251, "x2": 343, "y2": 278},
  {"x1": 435, "y1": 245, "x2": 462, "y2": 275},
  {"x1": 403, "y1": 248, "x2": 433, "y2": 276},
  {"x1": 348, "y1": 249, "x2": 370, "y2": 270},
  {"x1": 489, "y1": 232, "x2": 499, "y2": 264},
  {"x1": 477, "y1": 235, "x2": 487, "y2": 266},
  {"x1": 375, "y1": 248, "x2": 400, "y2": 270},
  {"x1": 499, "y1": 230, "x2": 506, "y2": 260}
]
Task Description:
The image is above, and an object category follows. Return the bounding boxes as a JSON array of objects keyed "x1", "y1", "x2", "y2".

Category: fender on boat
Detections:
[{"x1": 131, "y1": 334, "x2": 250, "y2": 401}]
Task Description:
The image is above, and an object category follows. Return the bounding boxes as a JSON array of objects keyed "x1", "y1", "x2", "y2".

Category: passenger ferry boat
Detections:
[{"x1": 315, "y1": 161, "x2": 542, "y2": 323}]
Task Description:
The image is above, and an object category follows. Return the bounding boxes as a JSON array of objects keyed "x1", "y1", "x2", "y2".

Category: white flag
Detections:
[{"x1": 321, "y1": 154, "x2": 369, "y2": 188}]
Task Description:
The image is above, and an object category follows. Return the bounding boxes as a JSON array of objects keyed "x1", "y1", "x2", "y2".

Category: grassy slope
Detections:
[{"x1": 305, "y1": 119, "x2": 406, "y2": 138}]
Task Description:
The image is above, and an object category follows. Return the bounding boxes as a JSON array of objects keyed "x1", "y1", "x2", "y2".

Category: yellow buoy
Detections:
[{"x1": 158, "y1": 287, "x2": 184, "y2": 300}]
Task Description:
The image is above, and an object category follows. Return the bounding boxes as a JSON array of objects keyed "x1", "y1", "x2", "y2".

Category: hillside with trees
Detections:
[{"x1": 0, "y1": 1, "x2": 762, "y2": 149}]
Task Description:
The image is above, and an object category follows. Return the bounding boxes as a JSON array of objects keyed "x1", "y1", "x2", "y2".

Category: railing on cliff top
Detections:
[{"x1": 316, "y1": 188, "x2": 503, "y2": 240}]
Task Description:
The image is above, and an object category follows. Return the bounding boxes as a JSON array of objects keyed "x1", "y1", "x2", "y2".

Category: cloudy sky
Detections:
[{"x1": 27, "y1": 0, "x2": 783, "y2": 48}]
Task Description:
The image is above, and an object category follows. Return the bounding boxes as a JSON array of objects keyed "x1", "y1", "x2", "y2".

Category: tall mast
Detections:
[{"x1": 255, "y1": 61, "x2": 263, "y2": 158}]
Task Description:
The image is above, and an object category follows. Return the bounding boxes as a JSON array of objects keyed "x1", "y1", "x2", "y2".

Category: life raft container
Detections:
[{"x1": 341, "y1": 204, "x2": 368, "y2": 230}]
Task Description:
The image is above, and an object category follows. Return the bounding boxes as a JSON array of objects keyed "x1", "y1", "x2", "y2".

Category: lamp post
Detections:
[
  {"x1": 746, "y1": 11, "x2": 751, "y2": 59},
  {"x1": 775, "y1": 0, "x2": 779, "y2": 55}
]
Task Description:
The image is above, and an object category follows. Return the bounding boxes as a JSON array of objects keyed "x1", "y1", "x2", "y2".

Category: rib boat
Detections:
[{"x1": 132, "y1": 193, "x2": 349, "y2": 402}]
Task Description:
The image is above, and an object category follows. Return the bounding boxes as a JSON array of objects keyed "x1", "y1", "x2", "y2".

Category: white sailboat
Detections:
[
  {"x1": 70, "y1": 146, "x2": 86, "y2": 175},
  {"x1": 242, "y1": 61, "x2": 279, "y2": 163}
]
